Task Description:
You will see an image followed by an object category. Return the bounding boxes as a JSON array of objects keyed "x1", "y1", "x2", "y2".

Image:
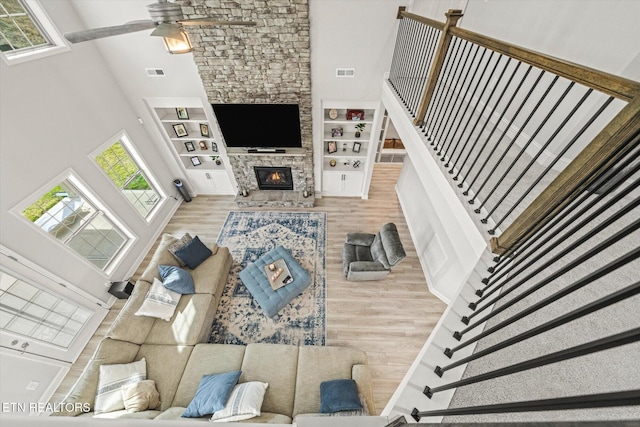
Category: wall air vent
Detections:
[
  {"x1": 145, "y1": 68, "x2": 166, "y2": 77},
  {"x1": 336, "y1": 68, "x2": 355, "y2": 78}
]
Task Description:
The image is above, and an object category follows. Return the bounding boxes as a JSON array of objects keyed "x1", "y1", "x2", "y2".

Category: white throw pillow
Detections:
[
  {"x1": 209, "y1": 382, "x2": 268, "y2": 423},
  {"x1": 94, "y1": 358, "x2": 146, "y2": 414},
  {"x1": 135, "y1": 277, "x2": 181, "y2": 321}
]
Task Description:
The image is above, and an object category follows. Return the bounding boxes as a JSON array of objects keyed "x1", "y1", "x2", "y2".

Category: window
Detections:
[
  {"x1": 0, "y1": 0, "x2": 68, "y2": 63},
  {"x1": 0, "y1": 0, "x2": 50, "y2": 52},
  {"x1": 21, "y1": 178, "x2": 129, "y2": 270},
  {"x1": 0, "y1": 269, "x2": 92, "y2": 348},
  {"x1": 94, "y1": 137, "x2": 163, "y2": 219}
]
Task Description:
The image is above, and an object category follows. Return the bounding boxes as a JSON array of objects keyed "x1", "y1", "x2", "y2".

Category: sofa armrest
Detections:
[
  {"x1": 352, "y1": 364, "x2": 376, "y2": 415},
  {"x1": 345, "y1": 232, "x2": 376, "y2": 246},
  {"x1": 50, "y1": 338, "x2": 140, "y2": 416}
]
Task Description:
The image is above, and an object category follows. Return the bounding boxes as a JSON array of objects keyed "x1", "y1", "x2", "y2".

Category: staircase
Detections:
[{"x1": 379, "y1": 7, "x2": 640, "y2": 424}]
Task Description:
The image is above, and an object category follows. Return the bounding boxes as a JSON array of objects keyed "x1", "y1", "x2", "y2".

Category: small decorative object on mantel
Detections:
[
  {"x1": 353, "y1": 160, "x2": 361, "y2": 168},
  {"x1": 190, "y1": 156, "x2": 201, "y2": 166},
  {"x1": 303, "y1": 178, "x2": 310, "y2": 198},
  {"x1": 241, "y1": 187, "x2": 249, "y2": 197},
  {"x1": 200, "y1": 123, "x2": 210, "y2": 137},
  {"x1": 352, "y1": 141, "x2": 361, "y2": 152},
  {"x1": 346, "y1": 109, "x2": 365, "y2": 121},
  {"x1": 198, "y1": 140, "x2": 207, "y2": 150},
  {"x1": 327, "y1": 141, "x2": 337, "y2": 154},
  {"x1": 328, "y1": 108, "x2": 338, "y2": 120},
  {"x1": 173, "y1": 123, "x2": 188, "y2": 137},
  {"x1": 329, "y1": 159, "x2": 337, "y2": 167},
  {"x1": 184, "y1": 141, "x2": 195, "y2": 152},
  {"x1": 354, "y1": 122, "x2": 366, "y2": 138},
  {"x1": 331, "y1": 127, "x2": 343, "y2": 137},
  {"x1": 176, "y1": 107, "x2": 189, "y2": 120}
]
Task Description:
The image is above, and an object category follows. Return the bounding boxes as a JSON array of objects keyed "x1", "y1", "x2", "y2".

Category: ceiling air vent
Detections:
[
  {"x1": 336, "y1": 68, "x2": 355, "y2": 78},
  {"x1": 145, "y1": 68, "x2": 166, "y2": 77}
]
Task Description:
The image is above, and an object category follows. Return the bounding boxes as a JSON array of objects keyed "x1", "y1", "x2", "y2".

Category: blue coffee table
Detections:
[{"x1": 239, "y1": 246, "x2": 312, "y2": 317}]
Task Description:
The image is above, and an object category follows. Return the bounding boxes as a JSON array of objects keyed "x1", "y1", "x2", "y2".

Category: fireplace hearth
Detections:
[{"x1": 255, "y1": 167, "x2": 294, "y2": 191}]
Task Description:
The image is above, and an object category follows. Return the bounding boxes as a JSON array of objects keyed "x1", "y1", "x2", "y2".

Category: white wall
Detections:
[{"x1": 0, "y1": 0, "x2": 180, "y2": 303}]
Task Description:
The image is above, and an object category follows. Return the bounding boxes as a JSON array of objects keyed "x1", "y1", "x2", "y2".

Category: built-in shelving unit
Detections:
[
  {"x1": 321, "y1": 102, "x2": 379, "y2": 197},
  {"x1": 147, "y1": 98, "x2": 236, "y2": 196},
  {"x1": 376, "y1": 110, "x2": 407, "y2": 163}
]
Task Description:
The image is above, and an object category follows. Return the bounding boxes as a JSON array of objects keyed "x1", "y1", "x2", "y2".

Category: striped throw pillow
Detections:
[
  {"x1": 94, "y1": 358, "x2": 146, "y2": 414},
  {"x1": 135, "y1": 277, "x2": 181, "y2": 321},
  {"x1": 210, "y1": 382, "x2": 268, "y2": 422}
]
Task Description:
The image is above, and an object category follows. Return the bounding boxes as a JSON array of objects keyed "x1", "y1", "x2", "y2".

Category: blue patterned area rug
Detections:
[{"x1": 210, "y1": 211, "x2": 326, "y2": 346}]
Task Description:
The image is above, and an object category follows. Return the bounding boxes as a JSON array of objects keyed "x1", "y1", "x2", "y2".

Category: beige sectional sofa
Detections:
[{"x1": 54, "y1": 234, "x2": 375, "y2": 422}]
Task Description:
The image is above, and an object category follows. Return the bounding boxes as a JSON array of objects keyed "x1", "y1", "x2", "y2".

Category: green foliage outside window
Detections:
[
  {"x1": 0, "y1": 0, "x2": 49, "y2": 52},
  {"x1": 22, "y1": 185, "x2": 65, "y2": 222}
]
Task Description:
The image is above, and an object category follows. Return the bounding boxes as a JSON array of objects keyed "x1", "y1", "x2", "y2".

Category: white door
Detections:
[{"x1": 0, "y1": 251, "x2": 107, "y2": 364}]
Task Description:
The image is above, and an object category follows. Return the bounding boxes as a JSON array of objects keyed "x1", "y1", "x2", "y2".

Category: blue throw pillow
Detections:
[
  {"x1": 182, "y1": 370, "x2": 242, "y2": 418},
  {"x1": 319, "y1": 379, "x2": 362, "y2": 413},
  {"x1": 174, "y1": 236, "x2": 213, "y2": 270},
  {"x1": 158, "y1": 265, "x2": 195, "y2": 294}
]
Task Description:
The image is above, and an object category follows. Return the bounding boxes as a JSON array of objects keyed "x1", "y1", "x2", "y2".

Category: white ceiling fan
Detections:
[{"x1": 64, "y1": 0, "x2": 256, "y2": 53}]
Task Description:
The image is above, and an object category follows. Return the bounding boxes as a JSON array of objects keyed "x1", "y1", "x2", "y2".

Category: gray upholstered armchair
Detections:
[{"x1": 342, "y1": 223, "x2": 407, "y2": 281}]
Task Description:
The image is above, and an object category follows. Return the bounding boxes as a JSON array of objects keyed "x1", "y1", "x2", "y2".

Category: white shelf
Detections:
[{"x1": 321, "y1": 103, "x2": 378, "y2": 197}]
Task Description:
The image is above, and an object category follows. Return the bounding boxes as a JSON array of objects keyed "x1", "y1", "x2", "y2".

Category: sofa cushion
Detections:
[
  {"x1": 292, "y1": 346, "x2": 367, "y2": 417},
  {"x1": 240, "y1": 344, "x2": 299, "y2": 418},
  {"x1": 79, "y1": 410, "x2": 162, "y2": 419},
  {"x1": 190, "y1": 246, "x2": 232, "y2": 295},
  {"x1": 370, "y1": 233, "x2": 391, "y2": 269},
  {"x1": 319, "y1": 379, "x2": 362, "y2": 413},
  {"x1": 144, "y1": 293, "x2": 214, "y2": 346},
  {"x1": 174, "y1": 236, "x2": 213, "y2": 269},
  {"x1": 135, "y1": 278, "x2": 181, "y2": 321},
  {"x1": 135, "y1": 344, "x2": 193, "y2": 412},
  {"x1": 106, "y1": 281, "x2": 155, "y2": 344},
  {"x1": 182, "y1": 370, "x2": 242, "y2": 418},
  {"x1": 139, "y1": 234, "x2": 181, "y2": 284},
  {"x1": 122, "y1": 379, "x2": 161, "y2": 413},
  {"x1": 210, "y1": 381, "x2": 268, "y2": 422},
  {"x1": 245, "y1": 412, "x2": 292, "y2": 424},
  {"x1": 94, "y1": 358, "x2": 146, "y2": 414},
  {"x1": 159, "y1": 265, "x2": 195, "y2": 295},
  {"x1": 379, "y1": 222, "x2": 406, "y2": 266},
  {"x1": 172, "y1": 344, "x2": 246, "y2": 408}
]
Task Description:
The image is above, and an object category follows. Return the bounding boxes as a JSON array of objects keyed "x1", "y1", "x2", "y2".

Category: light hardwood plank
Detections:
[{"x1": 50, "y1": 163, "x2": 447, "y2": 414}]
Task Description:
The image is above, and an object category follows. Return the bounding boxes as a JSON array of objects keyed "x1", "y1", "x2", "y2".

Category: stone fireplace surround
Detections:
[{"x1": 228, "y1": 149, "x2": 314, "y2": 208}]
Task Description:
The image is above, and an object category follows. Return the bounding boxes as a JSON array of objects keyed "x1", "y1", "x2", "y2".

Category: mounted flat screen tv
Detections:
[{"x1": 211, "y1": 103, "x2": 302, "y2": 148}]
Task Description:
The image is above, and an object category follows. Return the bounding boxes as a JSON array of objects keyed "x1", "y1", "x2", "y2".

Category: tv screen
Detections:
[{"x1": 211, "y1": 103, "x2": 302, "y2": 148}]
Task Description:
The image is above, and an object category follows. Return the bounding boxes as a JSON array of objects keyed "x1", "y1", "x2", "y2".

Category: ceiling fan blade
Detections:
[
  {"x1": 64, "y1": 21, "x2": 156, "y2": 43},
  {"x1": 150, "y1": 23, "x2": 184, "y2": 39},
  {"x1": 179, "y1": 19, "x2": 257, "y2": 27}
]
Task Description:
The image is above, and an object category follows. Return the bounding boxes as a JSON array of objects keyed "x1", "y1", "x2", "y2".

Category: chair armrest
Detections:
[
  {"x1": 348, "y1": 261, "x2": 387, "y2": 273},
  {"x1": 345, "y1": 233, "x2": 376, "y2": 246}
]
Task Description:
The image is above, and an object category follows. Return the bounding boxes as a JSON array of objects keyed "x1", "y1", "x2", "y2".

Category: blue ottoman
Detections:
[{"x1": 239, "y1": 246, "x2": 312, "y2": 317}]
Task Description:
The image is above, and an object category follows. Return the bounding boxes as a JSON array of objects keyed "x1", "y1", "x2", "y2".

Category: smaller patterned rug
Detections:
[{"x1": 210, "y1": 211, "x2": 326, "y2": 346}]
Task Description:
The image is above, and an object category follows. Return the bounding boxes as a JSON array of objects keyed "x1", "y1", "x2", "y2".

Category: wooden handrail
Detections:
[
  {"x1": 490, "y1": 95, "x2": 640, "y2": 254},
  {"x1": 398, "y1": 10, "x2": 445, "y2": 31},
  {"x1": 450, "y1": 27, "x2": 640, "y2": 102}
]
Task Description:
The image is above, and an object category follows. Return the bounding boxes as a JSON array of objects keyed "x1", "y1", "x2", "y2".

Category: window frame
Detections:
[
  {"x1": 12, "y1": 170, "x2": 135, "y2": 276},
  {"x1": 1, "y1": 0, "x2": 70, "y2": 65},
  {"x1": 91, "y1": 131, "x2": 166, "y2": 222}
]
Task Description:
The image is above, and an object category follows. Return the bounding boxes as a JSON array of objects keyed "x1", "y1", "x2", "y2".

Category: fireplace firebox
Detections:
[{"x1": 254, "y1": 167, "x2": 294, "y2": 190}]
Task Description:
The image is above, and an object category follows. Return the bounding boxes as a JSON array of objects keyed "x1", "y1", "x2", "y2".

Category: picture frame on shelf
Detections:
[
  {"x1": 199, "y1": 140, "x2": 208, "y2": 150},
  {"x1": 331, "y1": 127, "x2": 343, "y2": 137},
  {"x1": 176, "y1": 107, "x2": 189, "y2": 120},
  {"x1": 352, "y1": 141, "x2": 361, "y2": 153},
  {"x1": 173, "y1": 123, "x2": 188, "y2": 137},
  {"x1": 200, "y1": 123, "x2": 210, "y2": 137},
  {"x1": 211, "y1": 142, "x2": 218, "y2": 152},
  {"x1": 190, "y1": 156, "x2": 201, "y2": 166},
  {"x1": 184, "y1": 141, "x2": 195, "y2": 152},
  {"x1": 327, "y1": 141, "x2": 337, "y2": 154},
  {"x1": 346, "y1": 109, "x2": 365, "y2": 121}
]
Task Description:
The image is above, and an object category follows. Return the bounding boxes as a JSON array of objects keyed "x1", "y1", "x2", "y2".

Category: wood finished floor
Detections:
[{"x1": 50, "y1": 163, "x2": 447, "y2": 414}]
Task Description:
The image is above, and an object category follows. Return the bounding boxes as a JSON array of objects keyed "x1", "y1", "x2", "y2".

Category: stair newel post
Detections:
[{"x1": 412, "y1": 8, "x2": 464, "y2": 127}]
